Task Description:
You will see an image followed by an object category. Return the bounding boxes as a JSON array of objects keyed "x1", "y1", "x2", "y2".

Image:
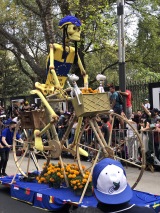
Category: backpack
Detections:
[{"x1": 117, "y1": 92, "x2": 123, "y2": 104}]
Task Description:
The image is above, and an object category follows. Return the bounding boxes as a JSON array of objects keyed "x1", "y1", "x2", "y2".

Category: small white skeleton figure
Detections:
[
  {"x1": 96, "y1": 74, "x2": 106, "y2": 93},
  {"x1": 67, "y1": 74, "x2": 82, "y2": 105}
]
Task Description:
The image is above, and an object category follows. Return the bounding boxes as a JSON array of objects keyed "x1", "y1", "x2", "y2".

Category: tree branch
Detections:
[
  {"x1": 89, "y1": 61, "x2": 119, "y2": 85},
  {"x1": 0, "y1": 28, "x2": 44, "y2": 78},
  {"x1": 19, "y1": 0, "x2": 40, "y2": 16}
]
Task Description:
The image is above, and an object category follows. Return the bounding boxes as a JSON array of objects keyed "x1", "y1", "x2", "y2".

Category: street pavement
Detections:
[{"x1": 0, "y1": 151, "x2": 160, "y2": 212}]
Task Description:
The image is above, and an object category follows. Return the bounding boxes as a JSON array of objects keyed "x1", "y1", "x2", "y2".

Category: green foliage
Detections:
[{"x1": 0, "y1": 50, "x2": 33, "y2": 98}]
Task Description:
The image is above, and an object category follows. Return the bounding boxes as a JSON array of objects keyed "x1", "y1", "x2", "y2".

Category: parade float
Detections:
[{"x1": 1, "y1": 15, "x2": 159, "y2": 212}]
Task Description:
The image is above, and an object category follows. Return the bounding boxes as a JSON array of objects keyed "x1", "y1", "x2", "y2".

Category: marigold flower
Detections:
[
  {"x1": 72, "y1": 174, "x2": 76, "y2": 178},
  {"x1": 84, "y1": 175, "x2": 88, "y2": 179},
  {"x1": 82, "y1": 178, "x2": 87, "y2": 183},
  {"x1": 82, "y1": 165, "x2": 86, "y2": 170},
  {"x1": 50, "y1": 177, "x2": 54, "y2": 182},
  {"x1": 40, "y1": 177, "x2": 45, "y2": 182},
  {"x1": 57, "y1": 172, "x2": 61, "y2": 176},
  {"x1": 68, "y1": 174, "x2": 72, "y2": 178},
  {"x1": 72, "y1": 180, "x2": 76, "y2": 185},
  {"x1": 73, "y1": 186, "x2": 77, "y2": 190}
]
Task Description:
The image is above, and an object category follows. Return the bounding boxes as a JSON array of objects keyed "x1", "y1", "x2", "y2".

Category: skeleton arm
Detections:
[
  {"x1": 46, "y1": 44, "x2": 61, "y2": 88},
  {"x1": 77, "y1": 55, "x2": 88, "y2": 89}
]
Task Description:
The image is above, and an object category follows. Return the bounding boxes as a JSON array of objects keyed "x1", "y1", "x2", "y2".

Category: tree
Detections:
[
  {"x1": 0, "y1": 50, "x2": 33, "y2": 100},
  {"x1": 0, "y1": 0, "x2": 160, "y2": 94},
  {"x1": 124, "y1": 0, "x2": 160, "y2": 81}
]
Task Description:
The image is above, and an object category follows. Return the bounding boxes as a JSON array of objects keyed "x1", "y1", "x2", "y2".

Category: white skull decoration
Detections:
[
  {"x1": 67, "y1": 24, "x2": 81, "y2": 41},
  {"x1": 67, "y1": 74, "x2": 79, "y2": 82}
]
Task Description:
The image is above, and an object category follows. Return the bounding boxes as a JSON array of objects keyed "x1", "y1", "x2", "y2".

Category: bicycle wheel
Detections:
[
  {"x1": 12, "y1": 120, "x2": 51, "y2": 178},
  {"x1": 76, "y1": 112, "x2": 145, "y2": 189}
]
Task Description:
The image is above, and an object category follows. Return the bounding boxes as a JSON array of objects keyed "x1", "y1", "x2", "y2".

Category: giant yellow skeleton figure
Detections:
[
  {"x1": 34, "y1": 15, "x2": 88, "y2": 98},
  {"x1": 31, "y1": 16, "x2": 88, "y2": 155}
]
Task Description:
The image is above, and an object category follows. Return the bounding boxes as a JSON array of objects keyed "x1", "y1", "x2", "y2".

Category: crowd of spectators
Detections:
[{"x1": 0, "y1": 101, "x2": 39, "y2": 134}]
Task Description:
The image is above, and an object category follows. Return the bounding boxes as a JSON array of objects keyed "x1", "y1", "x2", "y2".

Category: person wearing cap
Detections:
[
  {"x1": 72, "y1": 158, "x2": 154, "y2": 213},
  {"x1": 0, "y1": 121, "x2": 23, "y2": 177},
  {"x1": 144, "y1": 99, "x2": 150, "y2": 110}
]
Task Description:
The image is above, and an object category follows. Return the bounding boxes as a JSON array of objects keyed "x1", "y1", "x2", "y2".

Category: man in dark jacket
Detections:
[
  {"x1": 0, "y1": 121, "x2": 22, "y2": 176},
  {"x1": 71, "y1": 158, "x2": 155, "y2": 213}
]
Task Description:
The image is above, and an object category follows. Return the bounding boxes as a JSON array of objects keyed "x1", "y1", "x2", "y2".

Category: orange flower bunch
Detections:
[
  {"x1": 65, "y1": 163, "x2": 92, "y2": 191},
  {"x1": 36, "y1": 162, "x2": 65, "y2": 187},
  {"x1": 81, "y1": 88, "x2": 98, "y2": 94},
  {"x1": 36, "y1": 162, "x2": 93, "y2": 191}
]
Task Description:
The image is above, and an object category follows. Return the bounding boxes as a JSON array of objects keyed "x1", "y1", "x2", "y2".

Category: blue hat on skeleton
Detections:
[{"x1": 59, "y1": 15, "x2": 81, "y2": 28}]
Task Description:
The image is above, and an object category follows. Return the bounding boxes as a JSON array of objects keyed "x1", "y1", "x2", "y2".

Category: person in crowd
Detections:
[
  {"x1": 19, "y1": 101, "x2": 25, "y2": 111},
  {"x1": 68, "y1": 117, "x2": 78, "y2": 145},
  {"x1": 22, "y1": 101, "x2": 31, "y2": 111},
  {"x1": 12, "y1": 105, "x2": 19, "y2": 117},
  {"x1": 126, "y1": 118, "x2": 139, "y2": 162},
  {"x1": 101, "y1": 116, "x2": 110, "y2": 144},
  {"x1": 137, "y1": 109, "x2": 142, "y2": 120},
  {"x1": 82, "y1": 117, "x2": 95, "y2": 162},
  {"x1": 6, "y1": 105, "x2": 12, "y2": 118},
  {"x1": 144, "y1": 98, "x2": 150, "y2": 110},
  {"x1": 0, "y1": 106, "x2": 5, "y2": 116},
  {"x1": 141, "y1": 105, "x2": 160, "y2": 166},
  {"x1": 84, "y1": 117, "x2": 94, "y2": 145},
  {"x1": 109, "y1": 85, "x2": 122, "y2": 115},
  {"x1": 153, "y1": 117, "x2": 160, "y2": 164},
  {"x1": 119, "y1": 89, "x2": 132, "y2": 120},
  {"x1": 0, "y1": 106, "x2": 3, "y2": 116},
  {"x1": 139, "y1": 113, "x2": 150, "y2": 153},
  {"x1": 57, "y1": 112, "x2": 71, "y2": 140},
  {"x1": 109, "y1": 85, "x2": 123, "y2": 129},
  {"x1": 72, "y1": 158, "x2": 155, "y2": 213},
  {"x1": 0, "y1": 121, "x2": 23, "y2": 177}
]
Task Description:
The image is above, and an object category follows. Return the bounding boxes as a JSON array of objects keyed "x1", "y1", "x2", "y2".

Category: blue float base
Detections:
[{"x1": 0, "y1": 175, "x2": 160, "y2": 212}]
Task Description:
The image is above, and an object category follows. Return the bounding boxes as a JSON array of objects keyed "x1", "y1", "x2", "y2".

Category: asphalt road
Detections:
[
  {"x1": 0, "y1": 184, "x2": 72, "y2": 213},
  {"x1": 0, "y1": 184, "x2": 46, "y2": 213}
]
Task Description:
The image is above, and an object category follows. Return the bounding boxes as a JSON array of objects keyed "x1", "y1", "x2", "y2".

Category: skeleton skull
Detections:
[
  {"x1": 67, "y1": 24, "x2": 81, "y2": 41},
  {"x1": 68, "y1": 74, "x2": 79, "y2": 82}
]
